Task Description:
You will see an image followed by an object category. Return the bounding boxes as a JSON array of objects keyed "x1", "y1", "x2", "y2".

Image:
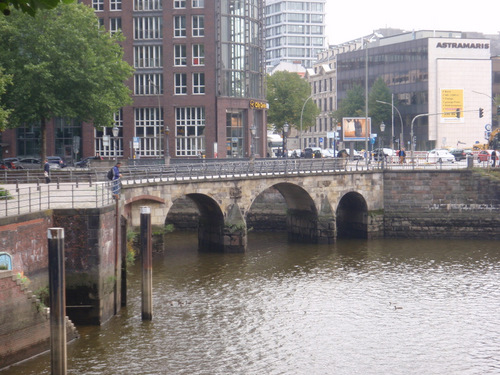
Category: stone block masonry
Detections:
[{"x1": 383, "y1": 170, "x2": 500, "y2": 239}]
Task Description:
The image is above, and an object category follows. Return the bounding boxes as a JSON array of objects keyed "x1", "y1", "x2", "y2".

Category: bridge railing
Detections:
[{"x1": 0, "y1": 180, "x2": 115, "y2": 217}]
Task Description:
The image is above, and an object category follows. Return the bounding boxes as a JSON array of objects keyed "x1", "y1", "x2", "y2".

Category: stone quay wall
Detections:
[{"x1": 383, "y1": 170, "x2": 500, "y2": 239}]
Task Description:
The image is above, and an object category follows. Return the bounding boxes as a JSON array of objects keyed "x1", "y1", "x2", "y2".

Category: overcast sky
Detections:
[{"x1": 325, "y1": 1, "x2": 500, "y2": 45}]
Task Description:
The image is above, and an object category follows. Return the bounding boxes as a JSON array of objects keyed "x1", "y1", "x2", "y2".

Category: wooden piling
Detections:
[{"x1": 48, "y1": 227, "x2": 67, "y2": 375}]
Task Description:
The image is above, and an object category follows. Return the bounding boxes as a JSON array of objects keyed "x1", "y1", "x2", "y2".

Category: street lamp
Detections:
[
  {"x1": 380, "y1": 121, "x2": 385, "y2": 168},
  {"x1": 112, "y1": 125, "x2": 119, "y2": 161},
  {"x1": 283, "y1": 122, "x2": 289, "y2": 158},
  {"x1": 250, "y1": 124, "x2": 256, "y2": 158},
  {"x1": 300, "y1": 94, "x2": 314, "y2": 151},
  {"x1": 376, "y1": 97, "x2": 404, "y2": 150},
  {"x1": 164, "y1": 125, "x2": 170, "y2": 165}
]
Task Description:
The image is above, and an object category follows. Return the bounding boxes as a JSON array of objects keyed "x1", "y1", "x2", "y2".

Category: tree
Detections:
[
  {"x1": 368, "y1": 77, "x2": 392, "y2": 128},
  {"x1": 330, "y1": 84, "x2": 365, "y2": 125},
  {"x1": 0, "y1": 0, "x2": 73, "y2": 16},
  {"x1": 0, "y1": 68, "x2": 12, "y2": 129},
  {"x1": 0, "y1": 4, "x2": 133, "y2": 161},
  {"x1": 267, "y1": 71, "x2": 319, "y2": 132}
]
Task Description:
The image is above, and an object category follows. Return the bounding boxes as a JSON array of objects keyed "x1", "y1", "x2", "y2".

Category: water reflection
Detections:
[{"x1": 3, "y1": 233, "x2": 500, "y2": 374}]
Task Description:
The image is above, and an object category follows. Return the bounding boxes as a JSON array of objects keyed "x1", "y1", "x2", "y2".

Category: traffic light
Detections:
[
  {"x1": 479, "y1": 108, "x2": 484, "y2": 118},
  {"x1": 456, "y1": 108, "x2": 460, "y2": 118},
  {"x1": 497, "y1": 106, "x2": 500, "y2": 116}
]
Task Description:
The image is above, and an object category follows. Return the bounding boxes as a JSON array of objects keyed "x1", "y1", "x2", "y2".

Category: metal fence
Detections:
[
  {"x1": 0, "y1": 180, "x2": 115, "y2": 217},
  {"x1": 0, "y1": 155, "x2": 491, "y2": 218}
]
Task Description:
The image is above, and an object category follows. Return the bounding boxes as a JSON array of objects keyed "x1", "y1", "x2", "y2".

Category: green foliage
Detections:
[
  {"x1": 35, "y1": 286, "x2": 49, "y2": 308},
  {"x1": 126, "y1": 230, "x2": 138, "y2": 270},
  {"x1": 267, "y1": 71, "x2": 319, "y2": 132},
  {"x1": 152, "y1": 224, "x2": 174, "y2": 236},
  {"x1": 331, "y1": 84, "x2": 365, "y2": 124},
  {"x1": 0, "y1": 3, "x2": 133, "y2": 159},
  {"x1": 368, "y1": 77, "x2": 392, "y2": 127},
  {"x1": 0, "y1": 187, "x2": 13, "y2": 200},
  {"x1": 0, "y1": 68, "x2": 12, "y2": 129},
  {"x1": 0, "y1": 0, "x2": 74, "y2": 16}
]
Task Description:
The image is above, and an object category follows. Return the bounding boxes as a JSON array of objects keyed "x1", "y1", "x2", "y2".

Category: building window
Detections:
[
  {"x1": 174, "y1": 45, "x2": 187, "y2": 66},
  {"x1": 110, "y1": 0, "x2": 122, "y2": 11},
  {"x1": 92, "y1": 0, "x2": 103, "y2": 11},
  {"x1": 110, "y1": 18, "x2": 122, "y2": 35},
  {"x1": 134, "y1": 17, "x2": 163, "y2": 40},
  {"x1": 134, "y1": 73, "x2": 163, "y2": 95},
  {"x1": 0, "y1": 253, "x2": 12, "y2": 271},
  {"x1": 95, "y1": 110, "x2": 122, "y2": 158},
  {"x1": 134, "y1": 0, "x2": 162, "y2": 11},
  {"x1": 98, "y1": 18, "x2": 104, "y2": 28},
  {"x1": 134, "y1": 45, "x2": 163, "y2": 68},
  {"x1": 175, "y1": 107, "x2": 205, "y2": 156},
  {"x1": 174, "y1": 15, "x2": 186, "y2": 38},
  {"x1": 192, "y1": 0, "x2": 204, "y2": 8},
  {"x1": 192, "y1": 15, "x2": 204, "y2": 37},
  {"x1": 192, "y1": 73, "x2": 205, "y2": 94},
  {"x1": 192, "y1": 44, "x2": 205, "y2": 65},
  {"x1": 135, "y1": 107, "x2": 163, "y2": 157},
  {"x1": 173, "y1": 0, "x2": 186, "y2": 8},
  {"x1": 174, "y1": 73, "x2": 187, "y2": 95}
]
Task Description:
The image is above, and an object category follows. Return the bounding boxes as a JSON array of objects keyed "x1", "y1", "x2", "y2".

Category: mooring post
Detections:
[
  {"x1": 140, "y1": 206, "x2": 153, "y2": 320},
  {"x1": 48, "y1": 227, "x2": 67, "y2": 375}
]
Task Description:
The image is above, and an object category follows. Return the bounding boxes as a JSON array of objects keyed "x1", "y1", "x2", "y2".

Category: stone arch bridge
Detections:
[{"x1": 121, "y1": 170, "x2": 384, "y2": 252}]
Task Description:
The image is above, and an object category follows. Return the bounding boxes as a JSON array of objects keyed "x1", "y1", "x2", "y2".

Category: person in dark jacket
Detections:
[
  {"x1": 43, "y1": 159, "x2": 50, "y2": 183},
  {"x1": 112, "y1": 162, "x2": 122, "y2": 198}
]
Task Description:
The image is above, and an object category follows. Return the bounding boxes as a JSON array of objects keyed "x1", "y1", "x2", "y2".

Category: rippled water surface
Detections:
[{"x1": 3, "y1": 233, "x2": 500, "y2": 375}]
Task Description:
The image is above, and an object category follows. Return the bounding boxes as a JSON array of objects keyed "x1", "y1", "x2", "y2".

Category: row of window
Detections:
[
  {"x1": 132, "y1": 44, "x2": 205, "y2": 68},
  {"x1": 133, "y1": 73, "x2": 205, "y2": 95},
  {"x1": 92, "y1": 0, "x2": 205, "y2": 12},
  {"x1": 95, "y1": 107, "x2": 205, "y2": 157}
]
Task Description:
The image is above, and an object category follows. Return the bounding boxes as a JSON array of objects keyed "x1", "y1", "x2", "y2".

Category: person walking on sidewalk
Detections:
[
  {"x1": 112, "y1": 161, "x2": 122, "y2": 198},
  {"x1": 43, "y1": 159, "x2": 51, "y2": 183}
]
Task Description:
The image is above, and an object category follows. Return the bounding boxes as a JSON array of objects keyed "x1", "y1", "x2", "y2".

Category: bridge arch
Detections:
[
  {"x1": 336, "y1": 191, "x2": 368, "y2": 239},
  {"x1": 184, "y1": 193, "x2": 226, "y2": 253}
]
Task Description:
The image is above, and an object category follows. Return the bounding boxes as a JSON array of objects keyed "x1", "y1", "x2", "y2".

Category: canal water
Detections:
[{"x1": 3, "y1": 232, "x2": 500, "y2": 375}]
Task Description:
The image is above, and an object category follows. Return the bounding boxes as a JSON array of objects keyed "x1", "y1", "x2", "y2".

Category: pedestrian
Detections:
[
  {"x1": 492, "y1": 149, "x2": 497, "y2": 167},
  {"x1": 399, "y1": 148, "x2": 406, "y2": 164},
  {"x1": 112, "y1": 161, "x2": 122, "y2": 198},
  {"x1": 43, "y1": 159, "x2": 50, "y2": 183}
]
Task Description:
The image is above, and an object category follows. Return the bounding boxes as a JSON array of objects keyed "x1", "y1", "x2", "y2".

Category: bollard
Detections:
[
  {"x1": 48, "y1": 228, "x2": 67, "y2": 375},
  {"x1": 140, "y1": 206, "x2": 153, "y2": 320}
]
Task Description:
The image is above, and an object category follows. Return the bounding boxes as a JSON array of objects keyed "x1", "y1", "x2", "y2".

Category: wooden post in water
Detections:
[
  {"x1": 48, "y1": 228, "x2": 67, "y2": 375},
  {"x1": 140, "y1": 206, "x2": 153, "y2": 320}
]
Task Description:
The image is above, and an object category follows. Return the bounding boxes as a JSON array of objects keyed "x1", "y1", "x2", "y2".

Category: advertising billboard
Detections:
[
  {"x1": 440, "y1": 89, "x2": 464, "y2": 123},
  {"x1": 342, "y1": 117, "x2": 371, "y2": 141}
]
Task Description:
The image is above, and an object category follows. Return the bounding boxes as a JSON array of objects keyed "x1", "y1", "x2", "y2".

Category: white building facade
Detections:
[{"x1": 264, "y1": 0, "x2": 326, "y2": 70}]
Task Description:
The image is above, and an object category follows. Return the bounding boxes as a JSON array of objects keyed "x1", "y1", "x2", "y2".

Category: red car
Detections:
[{"x1": 477, "y1": 150, "x2": 494, "y2": 162}]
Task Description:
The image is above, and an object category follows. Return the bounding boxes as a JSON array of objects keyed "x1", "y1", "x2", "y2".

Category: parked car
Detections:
[
  {"x1": 426, "y1": 149, "x2": 455, "y2": 163},
  {"x1": 303, "y1": 147, "x2": 322, "y2": 158},
  {"x1": 449, "y1": 148, "x2": 468, "y2": 161},
  {"x1": 18, "y1": 157, "x2": 42, "y2": 169},
  {"x1": 47, "y1": 156, "x2": 67, "y2": 168},
  {"x1": 320, "y1": 148, "x2": 337, "y2": 158},
  {"x1": 372, "y1": 148, "x2": 394, "y2": 161},
  {"x1": 3, "y1": 157, "x2": 22, "y2": 169},
  {"x1": 477, "y1": 150, "x2": 494, "y2": 163}
]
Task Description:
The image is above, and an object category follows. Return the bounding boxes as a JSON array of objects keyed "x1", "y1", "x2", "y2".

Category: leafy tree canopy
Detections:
[
  {"x1": 331, "y1": 78, "x2": 392, "y2": 132},
  {"x1": 0, "y1": 0, "x2": 74, "y2": 16},
  {"x1": 0, "y1": 3, "x2": 133, "y2": 159},
  {"x1": 267, "y1": 71, "x2": 319, "y2": 132},
  {"x1": 0, "y1": 68, "x2": 12, "y2": 128}
]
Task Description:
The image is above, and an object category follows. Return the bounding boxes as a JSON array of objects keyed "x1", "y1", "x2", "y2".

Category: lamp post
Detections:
[
  {"x1": 376, "y1": 97, "x2": 404, "y2": 151},
  {"x1": 283, "y1": 122, "x2": 289, "y2": 158},
  {"x1": 164, "y1": 125, "x2": 170, "y2": 165},
  {"x1": 112, "y1": 125, "x2": 119, "y2": 161},
  {"x1": 149, "y1": 79, "x2": 162, "y2": 159},
  {"x1": 364, "y1": 38, "x2": 369, "y2": 166},
  {"x1": 300, "y1": 94, "x2": 314, "y2": 151},
  {"x1": 379, "y1": 121, "x2": 385, "y2": 168},
  {"x1": 250, "y1": 124, "x2": 256, "y2": 158}
]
